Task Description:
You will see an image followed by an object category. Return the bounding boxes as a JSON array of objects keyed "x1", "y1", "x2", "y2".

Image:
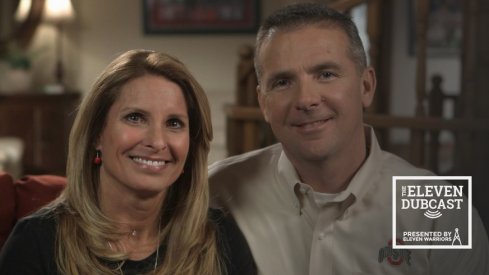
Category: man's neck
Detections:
[{"x1": 291, "y1": 131, "x2": 369, "y2": 194}]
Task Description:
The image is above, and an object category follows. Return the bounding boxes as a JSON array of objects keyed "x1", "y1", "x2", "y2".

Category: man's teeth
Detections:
[
  {"x1": 301, "y1": 119, "x2": 326, "y2": 127},
  {"x1": 132, "y1": 157, "x2": 166, "y2": 167}
]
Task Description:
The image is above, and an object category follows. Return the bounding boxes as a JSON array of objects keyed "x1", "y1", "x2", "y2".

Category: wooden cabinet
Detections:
[
  {"x1": 0, "y1": 93, "x2": 80, "y2": 176},
  {"x1": 225, "y1": 105, "x2": 276, "y2": 156}
]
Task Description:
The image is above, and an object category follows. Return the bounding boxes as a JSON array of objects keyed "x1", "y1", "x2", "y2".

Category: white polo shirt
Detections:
[{"x1": 209, "y1": 127, "x2": 489, "y2": 275}]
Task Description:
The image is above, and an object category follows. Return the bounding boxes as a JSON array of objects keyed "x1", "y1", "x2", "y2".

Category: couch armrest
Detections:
[
  {"x1": 14, "y1": 175, "x2": 67, "y2": 220},
  {"x1": 0, "y1": 173, "x2": 15, "y2": 250}
]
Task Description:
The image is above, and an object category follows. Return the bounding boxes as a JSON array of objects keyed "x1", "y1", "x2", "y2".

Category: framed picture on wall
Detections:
[
  {"x1": 143, "y1": 0, "x2": 260, "y2": 34},
  {"x1": 408, "y1": 0, "x2": 462, "y2": 57}
]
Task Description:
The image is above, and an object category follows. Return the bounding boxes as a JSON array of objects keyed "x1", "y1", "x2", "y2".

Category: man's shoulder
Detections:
[
  {"x1": 208, "y1": 144, "x2": 283, "y2": 201},
  {"x1": 209, "y1": 143, "x2": 282, "y2": 179},
  {"x1": 379, "y1": 149, "x2": 434, "y2": 177}
]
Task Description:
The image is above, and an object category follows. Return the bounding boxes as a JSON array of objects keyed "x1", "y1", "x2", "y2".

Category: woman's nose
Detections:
[{"x1": 144, "y1": 125, "x2": 167, "y2": 151}]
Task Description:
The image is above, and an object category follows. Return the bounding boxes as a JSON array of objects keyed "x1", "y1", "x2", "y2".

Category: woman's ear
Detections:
[{"x1": 94, "y1": 137, "x2": 102, "y2": 151}]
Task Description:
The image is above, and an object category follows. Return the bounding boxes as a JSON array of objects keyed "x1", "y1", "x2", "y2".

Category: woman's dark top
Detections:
[{"x1": 0, "y1": 208, "x2": 256, "y2": 275}]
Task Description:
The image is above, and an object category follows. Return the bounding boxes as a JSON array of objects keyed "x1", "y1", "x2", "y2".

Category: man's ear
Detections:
[
  {"x1": 256, "y1": 85, "x2": 270, "y2": 123},
  {"x1": 361, "y1": 67, "x2": 376, "y2": 108}
]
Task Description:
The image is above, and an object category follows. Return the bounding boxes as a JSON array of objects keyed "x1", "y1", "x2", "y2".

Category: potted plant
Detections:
[{"x1": 0, "y1": 42, "x2": 34, "y2": 93}]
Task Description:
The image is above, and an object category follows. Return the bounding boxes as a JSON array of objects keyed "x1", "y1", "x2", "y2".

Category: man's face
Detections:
[{"x1": 256, "y1": 25, "x2": 375, "y2": 164}]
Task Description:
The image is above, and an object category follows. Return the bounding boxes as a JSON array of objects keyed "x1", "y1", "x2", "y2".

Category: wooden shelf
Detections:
[{"x1": 0, "y1": 93, "x2": 80, "y2": 175}]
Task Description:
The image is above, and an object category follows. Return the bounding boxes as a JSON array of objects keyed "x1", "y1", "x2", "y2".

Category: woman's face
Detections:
[{"x1": 97, "y1": 74, "x2": 190, "y2": 198}]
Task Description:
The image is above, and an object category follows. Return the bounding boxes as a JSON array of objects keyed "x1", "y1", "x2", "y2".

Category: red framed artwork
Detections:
[{"x1": 143, "y1": 0, "x2": 260, "y2": 34}]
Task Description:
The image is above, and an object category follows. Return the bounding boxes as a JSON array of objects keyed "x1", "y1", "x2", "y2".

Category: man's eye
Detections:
[
  {"x1": 318, "y1": 71, "x2": 335, "y2": 80},
  {"x1": 125, "y1": 113, "x2": 144, "y2": 123},
  {"x1": 271, "y1": 79, "x2": 290, "y2": 89}
]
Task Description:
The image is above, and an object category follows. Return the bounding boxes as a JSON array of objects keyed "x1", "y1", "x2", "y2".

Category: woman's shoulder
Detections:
[
  {"x1": 208, "y1": 208, "x2": 241, "y2": 237},
  {"x1": 208, "y1": 207, "x2": 226, "y2": 222},
  {"x1": 0, "y1": 207, "x2": 59, "y2": 274},
  {"x1": 209, "y1": 208, "x2": 257, "y2": 275},
  {"x1": 16, "y1": 207, "x2": 58, "y2": 230},
  {"x1": 208, "y1": 208, "x2": 241, "y2": 239},
  {"x1": 6, "y1": 207, "x2": 58, "y2": 250}
]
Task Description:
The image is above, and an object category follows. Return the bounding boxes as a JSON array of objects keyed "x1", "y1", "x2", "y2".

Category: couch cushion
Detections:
[
  {"x1": 0, "y1": 172, "x2": 15, "y2": 250},
  {"x1": 14, "y1": 175, "x2": 67, "y2": 220}
]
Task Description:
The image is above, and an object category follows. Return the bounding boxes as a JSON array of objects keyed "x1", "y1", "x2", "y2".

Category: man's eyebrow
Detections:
[{"x1": 306, "y1": 61, "x2": 341, "y2": 74}]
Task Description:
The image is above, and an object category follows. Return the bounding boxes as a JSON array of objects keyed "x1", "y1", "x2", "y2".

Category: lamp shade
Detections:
[
  {"x1": 43, "y1": 0, "x2": 75, "y2": 23},
  {"x1": 15, "y1": 0, "x2": 75, "y2": 23},
  {"x1": 14, "y1": 0, "x2": 32, "y2": 21}
]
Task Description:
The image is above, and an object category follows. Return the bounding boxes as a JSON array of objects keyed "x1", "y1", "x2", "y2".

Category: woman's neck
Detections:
[{"x1": 99, "y1": 182, "x2": 165, "y2": 260}]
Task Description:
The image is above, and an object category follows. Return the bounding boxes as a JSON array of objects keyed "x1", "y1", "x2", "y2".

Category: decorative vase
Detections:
[{"x1": 0, "y1": 66, "x2": 33, "y2": 94}]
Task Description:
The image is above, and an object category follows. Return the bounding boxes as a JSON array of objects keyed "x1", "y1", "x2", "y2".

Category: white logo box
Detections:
[{"x1": 392, "y1": 176, "x2": 472, "y2": 249}]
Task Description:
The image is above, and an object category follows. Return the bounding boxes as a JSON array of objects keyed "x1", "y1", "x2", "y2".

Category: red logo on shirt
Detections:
[{"x1": 378, "y1": 238, "x2": 411, "y2": 266}]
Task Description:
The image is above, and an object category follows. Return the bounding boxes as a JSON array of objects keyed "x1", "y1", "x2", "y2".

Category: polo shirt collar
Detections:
[
  {"x1": 346, "y1": 126, "x2": 382, "y2": 201},
  {"x1": 277, "y1": 149, "x2": 300, "y2": 191}
]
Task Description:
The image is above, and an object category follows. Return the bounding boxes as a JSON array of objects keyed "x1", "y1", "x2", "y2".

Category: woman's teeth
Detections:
[{"x1": 131, "y1": 157, "x2": 166, "y2": 167}]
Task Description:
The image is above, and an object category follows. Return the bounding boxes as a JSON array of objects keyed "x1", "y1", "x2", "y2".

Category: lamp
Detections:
[
  {"x1": 44, "y1": 0, "x2": 75, "y2": 90},
  {"x1": 14, "y1": 0, "x2": 32, "y2": 21},
  {"x1": 43, "y1": 0, "x2": 75, "y2": 23},
  {"x1": 15, "y1": 0, "x2": 75, "y2": 91}
]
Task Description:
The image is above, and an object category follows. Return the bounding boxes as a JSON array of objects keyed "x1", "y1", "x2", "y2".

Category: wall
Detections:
[
  {"x1": 25, "y1": 0, "x2": 313, "y2": 164},
  {"x1": 25, "y1": 0, "x2": 462, "y2": 162},
  {"x1": 29, "y1": 0, "x2": 259, "y2": 164},
  {"x1": 81, "y1": 1, "x2": 260, "y2": 163}
]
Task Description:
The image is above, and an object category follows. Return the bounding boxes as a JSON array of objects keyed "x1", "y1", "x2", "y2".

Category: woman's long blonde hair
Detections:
[{"x1": 51, "y1": 49, "x2": 220, "y2": 274}]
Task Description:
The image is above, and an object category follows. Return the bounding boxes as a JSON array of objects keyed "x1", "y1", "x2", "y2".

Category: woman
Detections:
[{"x1": 0, "y1": 50, "x2": 255, "y2": 274}]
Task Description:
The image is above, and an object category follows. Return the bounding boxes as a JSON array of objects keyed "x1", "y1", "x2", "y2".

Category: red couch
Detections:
[{"x1": 0, "y1": 172, "x2": 66, "y2": 250}]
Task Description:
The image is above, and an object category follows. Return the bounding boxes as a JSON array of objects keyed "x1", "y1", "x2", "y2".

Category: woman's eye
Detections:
[
  {"x1": 125, "y1": 113, "x2": 144, "y2": 123},
  {"x1": 167, "y1": 118, "x2": 184, "y2": 129}
]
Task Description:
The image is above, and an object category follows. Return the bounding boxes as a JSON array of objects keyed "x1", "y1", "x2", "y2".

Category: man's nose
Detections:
[{"x1": 295, "y1": 81, "x2": 322, "y2": 112}]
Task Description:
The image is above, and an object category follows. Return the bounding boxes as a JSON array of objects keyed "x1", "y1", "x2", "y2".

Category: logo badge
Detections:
[
  {"x1": 392, "y1": 176, "x2": 472, "y2": 249},
  {"x1": 378, "y1": 238, "x2": 411, "y2": 266}
]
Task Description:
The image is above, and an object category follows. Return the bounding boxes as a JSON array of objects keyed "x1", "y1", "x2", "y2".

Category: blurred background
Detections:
[{"x1": 1, "y1": 0, "x2": 488, "y2": 229}]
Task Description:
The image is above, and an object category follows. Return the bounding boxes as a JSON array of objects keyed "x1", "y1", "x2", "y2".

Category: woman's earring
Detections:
[{"x1": 93, "y1": 150, "x2": 102, "y2": 165}]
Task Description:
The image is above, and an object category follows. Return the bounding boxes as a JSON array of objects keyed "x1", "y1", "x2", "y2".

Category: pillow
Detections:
[
  {"x1": 14, "y1": 175, "x2": 67, "y2": 220},
  {"x1": 0, "y1": 172, "x2": 15, "y2": 250}
]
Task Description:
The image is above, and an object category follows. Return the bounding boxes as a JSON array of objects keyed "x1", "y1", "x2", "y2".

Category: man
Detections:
[{"x1": 209, "y1": 3, "x2": 489, "y2": 275}]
